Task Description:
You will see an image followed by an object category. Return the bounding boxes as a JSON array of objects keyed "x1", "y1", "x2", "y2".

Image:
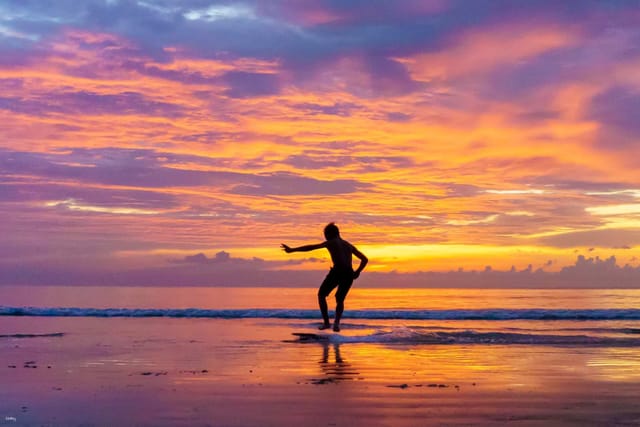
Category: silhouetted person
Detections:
[{"x1": 281, "y1": 223, "x2": 368, "y2": 332}]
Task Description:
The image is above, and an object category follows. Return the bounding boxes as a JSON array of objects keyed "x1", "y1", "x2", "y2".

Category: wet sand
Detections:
[{"x1": 2, "y1": 317, "x2": 640, "y2": 426}]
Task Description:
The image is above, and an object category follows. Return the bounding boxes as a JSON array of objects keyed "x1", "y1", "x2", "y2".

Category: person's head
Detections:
[{"x1": 324, "y1": 222, "x2": 340, "y2": 240}]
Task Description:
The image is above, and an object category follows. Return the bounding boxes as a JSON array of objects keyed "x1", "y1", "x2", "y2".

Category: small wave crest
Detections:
[
  {"x1": 321, "y1": 328, "x2": 640, "y2": 347},
  {"x1": 0, "y1": 332, "x2": 64, "y2": 339},
  {"x1": 2, "y1": 306, "x2": 640, "y2": 321}
]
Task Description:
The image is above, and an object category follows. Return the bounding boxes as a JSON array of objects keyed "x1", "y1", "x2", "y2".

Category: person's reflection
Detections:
[{"x1": 311, "y1": 342, "x2": 359, "y2": 384}]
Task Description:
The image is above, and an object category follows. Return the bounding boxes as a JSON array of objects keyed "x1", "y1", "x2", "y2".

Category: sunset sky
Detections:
[{"x1": 1, "y1": 0, "x2": 640, "y2": 286}]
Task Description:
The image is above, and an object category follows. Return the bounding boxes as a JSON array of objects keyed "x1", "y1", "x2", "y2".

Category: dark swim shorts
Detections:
[{"x1": 318, "y1": 267, "x2": 354, "y2": 301}]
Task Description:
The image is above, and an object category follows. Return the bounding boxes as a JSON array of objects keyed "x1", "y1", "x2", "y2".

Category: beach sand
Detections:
[{"x1": 2, "y1": 316, "x2": 640, "y2": 426}]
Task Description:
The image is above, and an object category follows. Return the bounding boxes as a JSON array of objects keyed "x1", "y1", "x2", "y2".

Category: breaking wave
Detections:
[
  {"x1": 2, "y1": 306, "x2": 640, "y2": 320},
  {"x1": 291, "y1": 328, "x2": 640, "y2": 347}
]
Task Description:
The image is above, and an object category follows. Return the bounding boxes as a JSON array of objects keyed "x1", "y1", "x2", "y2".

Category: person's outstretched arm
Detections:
[
  {"x1": 352, "y1": 246, "x2": 368, "y2": 279},
  {"x1": 281, "y1": 242, "x2": 327, "y2": 253}
]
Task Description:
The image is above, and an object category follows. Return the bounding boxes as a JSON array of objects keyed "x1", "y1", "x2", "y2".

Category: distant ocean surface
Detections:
[{"x1": 2, "y1": 286, "x2": 640, "y2": 346}]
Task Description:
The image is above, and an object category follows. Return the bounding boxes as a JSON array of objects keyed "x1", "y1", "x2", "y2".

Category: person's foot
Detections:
[
  {"x1": 318, "y1": 323, "x2": 331, "y2": 330},
  {"x1": 333, "y1": 324, "x2": 340, "y2": 332}
]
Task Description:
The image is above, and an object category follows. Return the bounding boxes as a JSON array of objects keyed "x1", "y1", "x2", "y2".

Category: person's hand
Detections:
[
  {"x1": 353, "y1": 271, "x2": 360, "y2": 280},
  {"x1": 280, "y1": 243, "x2": 293, "y2": 253}
]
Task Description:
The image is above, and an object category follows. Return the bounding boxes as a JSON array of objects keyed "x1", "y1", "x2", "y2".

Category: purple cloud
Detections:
[
  {"x1": 0, "y1": 181, "x2": 178, "y2": 210},
  {"x1": 182, "y1": 251, "x2": 233, "y2": 264},
  {"x1": 3, "y1": 252, "x2": 639, "y2": 287},
  {"x1": 282, "y1": 151, "x2": 414, "y2": 172},
  {"x1": 386, "y1": 112, "x2": 412, "y2": 122},
  {"x1": 538, "y1": 229, "x2": 640, "y2": 249},
  {"x1": 364, "y1": 55, "x2": 423, "y2": 96},
  {"x1": 4, "y1": 0, "x2": 637, "y2": 102},
  {"x1": 440, "y1": 183, "x2": 482, "y2": 198},
  {"x1": 293, "y1": 102, "x2": 359, "y2": 117},
  {"x1": 0, "y1": 148, "x2": 370, "y2": 195},
  {"x1": 230, "y1": 171, "x2": 370, "y2": 196},
  {"x1": 3, "y1": 1, "x2": 637, "y2": 63},
  {"x1": 588, "y1": 85, "x2": 640, "y2": 148},
  {"x1": 123, "y1": 61, "x2": 219, "y2": 85},
  {"x1": 220, "y1": 71, "x2": 281, "y2": 98},
  {"x1": 0, "y1": 78, "x2": 24, "y2": 90},
  {"x1": 0, "y1": 91, "x2": 184, "y2": 117},
  {"x1": 176, "y1": 251, "x2": 322, "y2": 267},
  {"x1": 475, "y1": 47, "x2": 576, "y2": 101},
  {"x1": 511, "y1": 109, "x2": 561, "y2": 125}
]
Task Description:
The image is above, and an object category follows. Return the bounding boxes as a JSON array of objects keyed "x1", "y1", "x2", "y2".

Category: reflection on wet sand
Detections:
[{"x1": 310, "y1": 343, "x2": 361, "y2": 385}]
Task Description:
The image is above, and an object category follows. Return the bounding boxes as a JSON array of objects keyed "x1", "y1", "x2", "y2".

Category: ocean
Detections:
[{"x1": 2, "y1": 286, "x2": 640, "y2": 346}]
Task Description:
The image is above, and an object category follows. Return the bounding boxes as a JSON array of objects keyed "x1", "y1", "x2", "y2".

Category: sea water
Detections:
[{"x1": 1, "y1": 286, "x2": 640, "y2": 346}]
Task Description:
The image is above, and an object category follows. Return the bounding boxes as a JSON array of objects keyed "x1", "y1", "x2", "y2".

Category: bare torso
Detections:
[{"x1": 325, "y1": 237, "x2": 353, "y2": 271}]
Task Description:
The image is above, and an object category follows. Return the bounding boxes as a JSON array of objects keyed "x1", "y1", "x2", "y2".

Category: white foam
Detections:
[{"x1": 2, "y1": 306, "x2": 640, "y2": 320}]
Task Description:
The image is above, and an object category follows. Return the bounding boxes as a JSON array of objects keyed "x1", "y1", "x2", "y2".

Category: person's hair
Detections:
[{"x1": 324, "y1": 222, "x2": 340, "y2": 239}]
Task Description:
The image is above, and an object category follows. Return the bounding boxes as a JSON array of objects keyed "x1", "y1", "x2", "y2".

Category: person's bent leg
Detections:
[
  {"x1": 318, "y1": 271, "x2": 337, "y2": 330},
  {"x1": 317, "y1": 293, "x2": 330, "y2": 329},
  {"x1": 333, "y1": 297, "x2": 344, "y2": 332},
  {"x1": 333, "y1": 278, "x2": 353, "y2": 332}
]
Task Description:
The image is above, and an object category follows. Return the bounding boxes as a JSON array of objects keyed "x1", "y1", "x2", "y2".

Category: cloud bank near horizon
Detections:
[{"x1": 2, "y1": 251, "x2": 638, "y2": 289}]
